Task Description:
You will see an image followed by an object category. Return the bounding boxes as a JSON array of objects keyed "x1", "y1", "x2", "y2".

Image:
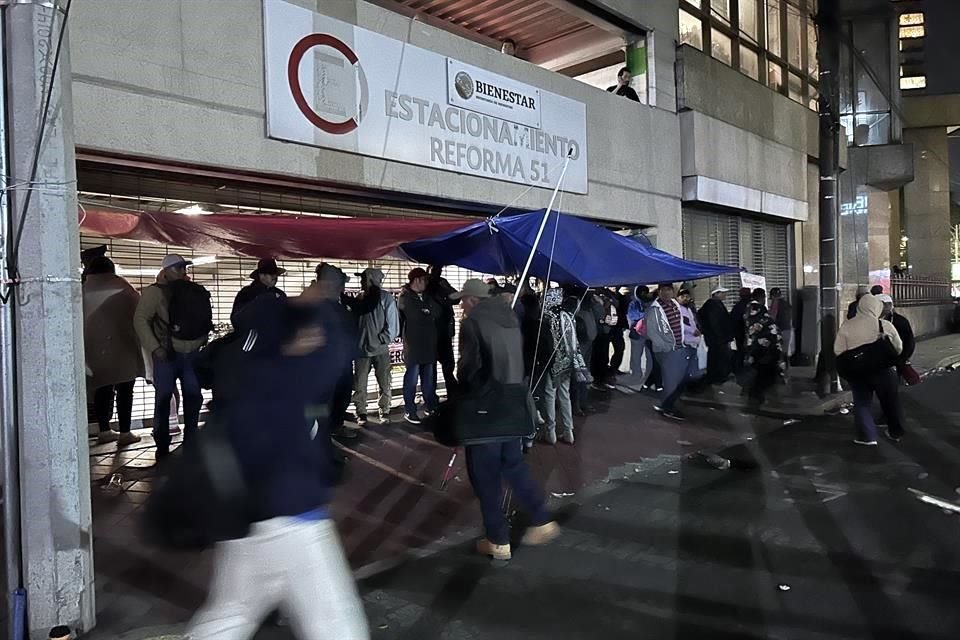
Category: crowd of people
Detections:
[{"x1": 81, "y1": 249, "x2": 924, "y2": 638}]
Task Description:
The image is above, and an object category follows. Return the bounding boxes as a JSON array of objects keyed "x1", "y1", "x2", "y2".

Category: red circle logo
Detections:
[{"x1": 287, "y1": 33, "x2": 366, "y2": 135}]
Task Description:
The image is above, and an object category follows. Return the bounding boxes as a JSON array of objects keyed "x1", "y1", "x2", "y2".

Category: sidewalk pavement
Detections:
[{"x1": 684, "y1": 333, "x2": 960, "y2": 418}]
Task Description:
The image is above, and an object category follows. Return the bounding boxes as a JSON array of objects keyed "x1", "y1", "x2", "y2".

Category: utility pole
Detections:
[
  {"x1": 3, "y1": 2, "x2": 95, "y2": 637},
  {"x1": 815, "y1": 0, "x2": 841, "y2": 396}
]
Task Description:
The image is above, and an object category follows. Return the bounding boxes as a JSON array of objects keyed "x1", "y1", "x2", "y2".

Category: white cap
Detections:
[
  {"x1": 876, "y1": 293, "x2": 894, "y2": 304},
  {"x1": 160, "y1": 254, "x2": 192, "y2": 270},
  {"x1": 710, "y1": 287, "x2": 730, "y2": 296}
]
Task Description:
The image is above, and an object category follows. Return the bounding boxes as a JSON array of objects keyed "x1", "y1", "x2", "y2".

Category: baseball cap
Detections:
[
  {"x1": 449, "y1": 278, "x2": 492, "y2": 300},
  {"x1": 160, "y1": 254, "x2": 192, "y2": 270},
  {"x1": 710, "y1": 287, "x2": 730, "y2": 295}
]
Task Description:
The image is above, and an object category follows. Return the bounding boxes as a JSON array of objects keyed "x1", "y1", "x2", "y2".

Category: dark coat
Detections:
[
  {"x1": 890, "y1": 312, "x2": 916, "y2": 364},
  {"x1": 770, "y1": 297, "x2": 793, "y2": 330},
  {"x1": 698, "y1": 297, "x2": 733, "y2": 348},
  {"x1": 398, "y1": 287, "x2": 441, "y2": 364},
  {"x1": 427, "y1": 275, "x2": 457, "y2": 344},
  {"x1": 731, "y1": 298, "x2": 750, "y2": 348},
  {"x1": 458, "y1": 297, "x2": 524, "y2": 390},
  {"x1": 231, "y1": 280, "x2": 286, "y2": 326}
]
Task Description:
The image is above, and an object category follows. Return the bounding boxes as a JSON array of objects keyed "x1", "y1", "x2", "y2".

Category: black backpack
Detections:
[{"x1": 164, "y1": 280, "x2": 213, "y2": 341}]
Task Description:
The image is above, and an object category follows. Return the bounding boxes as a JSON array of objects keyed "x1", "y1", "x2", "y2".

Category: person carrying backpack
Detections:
[{"x1": 134, "y1": 254, "x2": 212, "y2": 459}]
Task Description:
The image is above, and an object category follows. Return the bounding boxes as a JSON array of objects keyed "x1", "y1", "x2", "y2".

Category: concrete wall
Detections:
[
  {"x1": 892, "y1": 304, "x2": 953, "y2": 340},
  {"x1": 902, "y1": 127, "x2": 951, "y2": 279},
  {"x1": 68, "y1": 0, "x2": 684, "y2": 251}
]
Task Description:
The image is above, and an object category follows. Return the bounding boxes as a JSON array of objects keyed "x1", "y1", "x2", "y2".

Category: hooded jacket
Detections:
[
  {"x1": 834, "y1": 294, "x2": 902, "y2": 356},
  {"x1": 354, "y1": 269, "x2": 400, "y2": 357},
  {"x1": 457, "y1": 297, "x2": 524, "y2": 390},
  {"x1": 83, "y1": 273, "x2": 145, "y2": 393}
]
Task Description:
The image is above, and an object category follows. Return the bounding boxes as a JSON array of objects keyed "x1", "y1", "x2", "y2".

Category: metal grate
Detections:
[{"x1": 81, "y1": 233, "x2": 490, "y2": 427}]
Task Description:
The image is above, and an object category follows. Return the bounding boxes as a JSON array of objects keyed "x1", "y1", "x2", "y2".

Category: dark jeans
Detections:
[
  {"x1": 850, "y1": 368, "x2": 904, "y2": 442},
  {"x1": 153, "y1": 351, "x2": 203, "y2": 455},
  {"x1": 747, "y1": 362, "x2": 780, "y2": 407},
  {"x1": 93, "y1": 380, "x2": 136, "y2": 433},
  {"x1": 403, "y1": 362, "x2": 438, "y2": 415},
  {"x1": 591, "y1": 333, "x2": 611, "y2": 381},
  {"x1": 705, "y1": 343, "x2": 732, "y2": 385},
  {"x1": 609, "y1": 329, "x2": 626, "y2": 374},
  {"x1": 655, "y1": 347, "x2": 702, "y2": 412},
  {"x1": 465, "y1": 439, "x2": 551, "y2": 545},
  {"x1": 437, "y1": 338, "x2": 457, "y2": 394}
]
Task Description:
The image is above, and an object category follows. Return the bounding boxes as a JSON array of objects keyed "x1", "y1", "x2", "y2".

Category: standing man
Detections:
[
  {"x1": 647, "y1": 284, "x2": 701, "y2": 421},
  {"x1": 231, "y1": 258, "x2": 286, "y2": 324},
  {"x1": 317, "y1": 263, "x2": 358, "y2": 440},
  {"x1": 351, "y1": 267, "x2": 399, "y2": 426},
  {"x1": 453, "y1": 279, "x2": 559, "y2": 561},
  {"x1": 606, "y1": 67, "x2": 641, "y2": 102},
  {"x1": 134, "y1": 254, "x2": 212, "y2": 458},
  {"x1": 698, "y1": 287, "x2": 733, "y2": 385},
  {"x1": 878, "y1": 294, "x2": 917, "y2": 382},
  {"x1": 83, "y1": 256, "x2": 144, "y2": 446},
  {"x1": 768, "y1": 288, "x2": 793, "y2": 367},
  {"x1": 398, "y1": 268, "x2": 441, "y2": 424},
  {"x1": 427, "y1": 265, "x2": 458, "y2": 394}
]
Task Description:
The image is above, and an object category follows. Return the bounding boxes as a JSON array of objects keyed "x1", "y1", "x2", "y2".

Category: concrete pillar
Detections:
[
  {"x1": 5, "y1": 4, "x2": 95, "y2": 638},
  {"x1": 903, "y1": 127, "x2": 951, "y2": 279}
]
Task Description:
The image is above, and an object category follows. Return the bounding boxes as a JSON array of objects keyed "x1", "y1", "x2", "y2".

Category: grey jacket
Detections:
[
  {"x1": 457, "y1": 297, "x2": 524, "y2": 390},
  {"x1": 356, "y1": 287, "x2": 400, "y2": 357},
  {"x1": 647, "y1": 299, "x2": 683, "y2": 354}
]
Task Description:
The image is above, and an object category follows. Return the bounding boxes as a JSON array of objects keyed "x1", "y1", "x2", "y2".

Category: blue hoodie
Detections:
[{"x1": 225, "y1": 296, "x2": 353, "y2": 523}]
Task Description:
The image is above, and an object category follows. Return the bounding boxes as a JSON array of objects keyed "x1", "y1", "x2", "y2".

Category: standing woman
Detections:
[
  {"x1": 540, "y1": 289, "x2": 584, "y2": 445},
  {"x1": 835, "y1": 294, "x2": 904, "y2": 445},
  {"x1": 743, "y1": 289, "x2": 784, "y2": 409}
]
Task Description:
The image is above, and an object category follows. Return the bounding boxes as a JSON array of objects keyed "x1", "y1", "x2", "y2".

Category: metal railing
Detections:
[{"x1": 891, "y1": 277, "x2": 954, "y2": 307}]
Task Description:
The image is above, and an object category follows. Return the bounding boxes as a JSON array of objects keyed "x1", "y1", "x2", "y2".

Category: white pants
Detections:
[{"x1": 186, "y1": 517, "x2": 369, "y2": 640}]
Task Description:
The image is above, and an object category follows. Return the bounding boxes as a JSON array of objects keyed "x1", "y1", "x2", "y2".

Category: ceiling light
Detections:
[{"x1": 174, "y1": 204, "x2": 213, "y2": 216}]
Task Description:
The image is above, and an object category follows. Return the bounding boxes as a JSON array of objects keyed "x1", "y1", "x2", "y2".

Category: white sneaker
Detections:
[{"x1": 118, "y1": 432, "x2": 142, "y2": 447}]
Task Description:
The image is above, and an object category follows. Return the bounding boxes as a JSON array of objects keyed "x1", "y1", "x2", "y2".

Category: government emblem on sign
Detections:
[{"x1": 454, "y1": 71, "x2": 474, "y2": 100}]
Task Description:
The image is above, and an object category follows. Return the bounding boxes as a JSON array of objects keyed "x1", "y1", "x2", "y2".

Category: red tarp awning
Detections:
[{"x1": 79, "y1": 208, "x2": 474, "y2": 260}]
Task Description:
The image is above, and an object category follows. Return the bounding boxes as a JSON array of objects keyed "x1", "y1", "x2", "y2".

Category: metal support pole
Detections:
[{"x1": 815, "y1": 1, "x2": 841, "y2": 396}]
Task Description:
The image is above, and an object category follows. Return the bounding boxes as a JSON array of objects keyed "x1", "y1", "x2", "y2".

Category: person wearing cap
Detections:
[
  {"x1": 697, "y1": 287, "x2": 733, "y2": 385},
  {"x1": 452, "y1": 279, "x2": 559, "y2": 560},
  {"x1": 398, "y1": 267, "x2": 441, "y2": 424},
  {"x1": 231, "y1": 258, "x2": 287, "y2": 325},
  {"x1": 83, "y1": 256, "x2": 144, "y2": 446},
  {"x1": 134, "y1": 254, "x2": 210, "y2": 458},
  {"x1": 351, "y1": 267, "x2": 399, "y2": 426}
]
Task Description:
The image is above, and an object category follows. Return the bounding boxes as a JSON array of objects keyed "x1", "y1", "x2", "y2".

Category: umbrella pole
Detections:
[{"x1": 511, "y1": 153, "x2": 572, "y2": 310}]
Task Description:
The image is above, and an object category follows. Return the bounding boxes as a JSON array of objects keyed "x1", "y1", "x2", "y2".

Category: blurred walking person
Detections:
[
  {"x1": 647, "y1": 284, "x2": 701, "y2": 421},
  {"x1": 835, "y1": 294, "x2": 904, "y2": 445},
  {"x1": 743, "y1": 289, "x2": 784, "y2": 409},
  {"x1": 185, "y1": 288, "x2": 369, "y2": 640},
  {"x1": 83, "y1": 256, "x2": 144, "y2": 446},
  {"x1": 878, "y1": 293, "x2": 918, "y2": 385},
  {"x1": 452, "y1": 279, "x2": 559, "y2": 561}
]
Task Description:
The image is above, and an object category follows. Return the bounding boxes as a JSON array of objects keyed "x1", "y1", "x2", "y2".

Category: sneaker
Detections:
[
  {"x1": 559, "y1": 431, "x2": 575, "y2": 445},
  {"x1": 540, "y1": 428, "x2": 557, "y2": 445},
  {"x1": 662, "y1": 410, "x2": 686, "y2": 422},
  {"x1": 522, "y1": 521, "x2": 561, "y2": 546},
  {"x1": 404, "y1": 413, "x2": 422, "y2": 425},
  {"x1": 884, "y1": 429, "x2": 902, "y2": 443},
  {"x1": 332, "y1": 426, "x2": 359, "y2": 441},
  {"x1": 356, "y1": 415, "x2": 368, "y2": 427},
  {"x1": 653, "y1": 405, "x2": 664, "y2": 414},
  {"x1": 853, "y1": 439, "x2": 878, "y2": 446},
  {"x1": 117, "y1": 432, "x2": 142, "y2": 447},
  {"x1": 97, "y1": 430, "x2": 119, "y2": 444},
  {"x1": 604, "y1": 382, "x2": 617, "y2": 390},
  {"x1": 376, "y1": 412, "x2": 391, "y2": 425},
  {"x1": 476, "y1": 538, "x2": 512, "y2": 561}
]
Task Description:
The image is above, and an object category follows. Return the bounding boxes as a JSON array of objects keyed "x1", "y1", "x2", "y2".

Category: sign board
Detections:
[
  {"x1": 263, "y1": 0, "x2": 588, "y2": 193},
  {"x1": 740, "y1": 272, "x2": 767, "y2": 292}
]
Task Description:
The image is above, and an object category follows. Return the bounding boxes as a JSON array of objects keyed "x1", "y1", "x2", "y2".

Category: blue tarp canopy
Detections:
[{"x1": 401, "y1": 210, "x2": 741, "y2": 287}]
